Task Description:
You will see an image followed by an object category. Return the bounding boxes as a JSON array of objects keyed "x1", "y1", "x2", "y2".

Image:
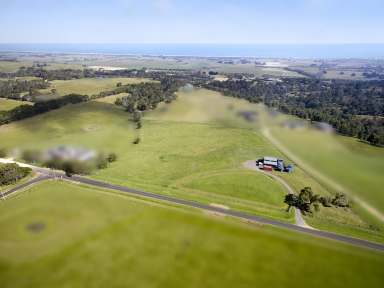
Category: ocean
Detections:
[{"x1": 0, "y1": 43, "x2": 383, "y2": 59}]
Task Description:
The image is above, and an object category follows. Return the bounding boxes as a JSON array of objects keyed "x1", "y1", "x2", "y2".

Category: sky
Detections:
[{"x1": 0, "y1": 0, "x2": 383, "y2": 44}]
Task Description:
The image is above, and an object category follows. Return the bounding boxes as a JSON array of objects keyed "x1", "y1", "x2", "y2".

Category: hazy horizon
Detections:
[{"x1": 1, "y1": 43, "x2": 384, "y2": 59}]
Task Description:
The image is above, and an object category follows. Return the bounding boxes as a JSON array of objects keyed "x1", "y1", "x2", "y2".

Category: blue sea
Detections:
[{"x1": 0, "y1": 43, "x2": 383, "y2": 59}]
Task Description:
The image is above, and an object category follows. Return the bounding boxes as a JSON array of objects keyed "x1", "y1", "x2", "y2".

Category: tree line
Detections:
[
  {"x1": 0, "y1": 78, "x2": 181, "y2": 127},
  {"x1": 284, "y1": 187, "x2": 349, "y2": 215},
  {"x1": 206, "y1": 78, "x2": 384, "y2": 146},
  {"x1": 0, "y1": 66, "x2": 210, "y2": 84},
  {"x1": 0, "y1": 94, "x2": 89, "y2": 125}
]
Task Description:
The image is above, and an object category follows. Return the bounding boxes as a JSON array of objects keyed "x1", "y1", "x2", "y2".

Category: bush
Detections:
[
  {"x1": 21, "y1": 149, "x2": 42, "y2": 163},
  {"x1": 62, "y1": 160, "x2": 92, "y2": 177},
  {"x1": 133, "y1": 137, "x2": 141, "y2": 144},
  {"x1": 319, "y1": 196, "x2": 332, "y2": 207},
  {"x1": 107, "y1": 153, "x2": 117, "y2": 163},
  {"x1": 45, "y1": 158, "x2": 92, "y2": 176},
  {"x1": 0, "y1": 163, "x2": 31, "y2": 186},
  {"x1": 44, "y1": 157, "x2": 65, "y2": 170},
  {"x1": 95, "y1": 155, "x2": 108, "y2": 169},
  {"x1": 0, "y1": 148, "x2": 7, "y2": 158},
  {"x1": 332, "y1": 193, "x2": 349, "y2": 207}
]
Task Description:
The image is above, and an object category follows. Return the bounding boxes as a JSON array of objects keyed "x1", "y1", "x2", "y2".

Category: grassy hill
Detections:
[
  {"x1": 0, "y1": 88, "x2": 383, "y2": 242},
  {"x1": 0, "y1": 180, "x2": 383, "y2": 288}
]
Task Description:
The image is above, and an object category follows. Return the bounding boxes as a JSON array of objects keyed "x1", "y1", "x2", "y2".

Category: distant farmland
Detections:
[{"x1": 36, "y1": 77, "x2": 153, "y2": 100}]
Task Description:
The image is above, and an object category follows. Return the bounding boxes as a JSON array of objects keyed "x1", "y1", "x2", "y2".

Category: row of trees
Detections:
[
  {"x1": 0, "y1": 163, "x2": 31, "y2": 186},
  {"x1": 0, "y1": 94, "x2": 89, "y2": 125},
  {"x1": 206, "y1": 78, "x2": 384, "y2": 146},
  {"x1": 284, "y1": 187, "x2": 350, "y2": 215}
]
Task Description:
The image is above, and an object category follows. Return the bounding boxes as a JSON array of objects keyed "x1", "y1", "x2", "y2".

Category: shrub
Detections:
[
  {"x1": 332, "y1": 193, "x2": 349, "y2": 207},
  {"x1": 95, "y1": 155, "x2": 108, "y2": 169},
  {"x1": 0, "y1": 148, "x2": 7, "y2": 158},
  {"x1": 21, "y1": 149, "x2": 42, "y2": 163},
  {"x1": 319, "y1": 196, "x2": 332, "y2": 207},
  {"x1": 133, "y1": 137, "x2": 141, "y2": 144},
  {"x1": 107, "y1": 153, "x2": 117, "y2": 163},
  {"x1": 62, "y1": 160, "x2": 92, "y2": 177}
]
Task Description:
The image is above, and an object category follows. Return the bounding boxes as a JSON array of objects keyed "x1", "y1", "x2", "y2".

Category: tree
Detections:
[
  {"x1": 133, "y1": 137, "x2": 141, "y2": 144},
  {"x1": 62, "y1": 161, "x2": 75, "y2": 177},
  {"x1": 332, "y1": 193, "x2": 349, "y2": 207},
  {"x1": 132, "y1": 111, "x2": 142, "y2": 123},
  {"x1": 62, "y1": 160, "x2": 92, "y2": 177},
  {"x1": 284, "y1": 194, "x2": 299, "y2": 212},
  {"x1": 319, "y1": 196, "x2": 332, "y2": 207},
  {"x1": 284, "y1": 187, "x2": 323, "y2": 215},
  {"x1": 107, "y1": 153, "x2": 117, "y2": 162},
  {"x1": 298, "y1": 187, "x2": 321, "y2": 215},
  {"x1": 95, "y1": 155, "x2": 108, "y2": 169}
]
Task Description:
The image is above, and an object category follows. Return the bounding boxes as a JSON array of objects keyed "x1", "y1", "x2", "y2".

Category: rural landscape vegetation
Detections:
[{"x1": 1, "y1": 0, "x2": 384, "y2": 287}]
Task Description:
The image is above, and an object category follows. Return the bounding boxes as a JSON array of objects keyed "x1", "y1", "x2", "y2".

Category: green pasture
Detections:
[
  {"x1": 94, "y1": 92, "x2": 129, "y2": 104},
  {"x1": 0, "y1": 61, "x2": 33, "y2": 73},
  {"x1": 36, "y1": 77, "x2": 152, "y2": 100},
  {"x1": 0, "y1": 180, "x2": 383, "y2": 288},
  {"x1": 269, "y1": 125, "x2": 384, "y2": 212},
  {"x1": 0, "y1": 88, "x2": 382, "y2": 240},
  {"x1": 0, "y1": 98, "x2": 32, "y2": 111}
]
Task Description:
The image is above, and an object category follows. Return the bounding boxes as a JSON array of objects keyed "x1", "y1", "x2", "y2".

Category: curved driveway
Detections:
[{"x1": 242, "y1": 160, "x2": 312, "y2": 228}]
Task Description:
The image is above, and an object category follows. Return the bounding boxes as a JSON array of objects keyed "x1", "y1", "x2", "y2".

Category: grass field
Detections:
[
  {"x1": 268, "y1": 125, "x2": 384, "y2": 212},
  {"x1": 83, "y1": 56, "x2": 304, "y2": 76},
  {"x1": 259, "y1": 111, "x2": 384, "y2": 241},
  {"x1": 94, "y1": 92, "x2": 129, "y2": 104},
  {"x1": 36, "y1": 77, "x2": 152, "y2": 100},
  {"x1": 0, "y1": 88, "x2": 383, "y2": 241},
  {"x1": 290, "y1": 66, "x2": 367, "y2": 80},
  {"x1": 0, "y1": 61, "x2": 33, "y2": 72},
  {"x1": 0, "y1": 180, "x2": 383, "y2": 288},
  {"x1": 0, "y1": 98, "x2": 32, "y2": 111}
]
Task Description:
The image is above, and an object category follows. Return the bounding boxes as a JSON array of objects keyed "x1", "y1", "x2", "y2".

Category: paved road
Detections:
[
  {"x1": 0, "y1": 174, "x2": 51, "y2": 199},
  {"x1": 2, "y1": 168, "x2": 384, "y2": 252},
  {"x1": 243, "y1": 160, "x2": 312, "y2": 229}
]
